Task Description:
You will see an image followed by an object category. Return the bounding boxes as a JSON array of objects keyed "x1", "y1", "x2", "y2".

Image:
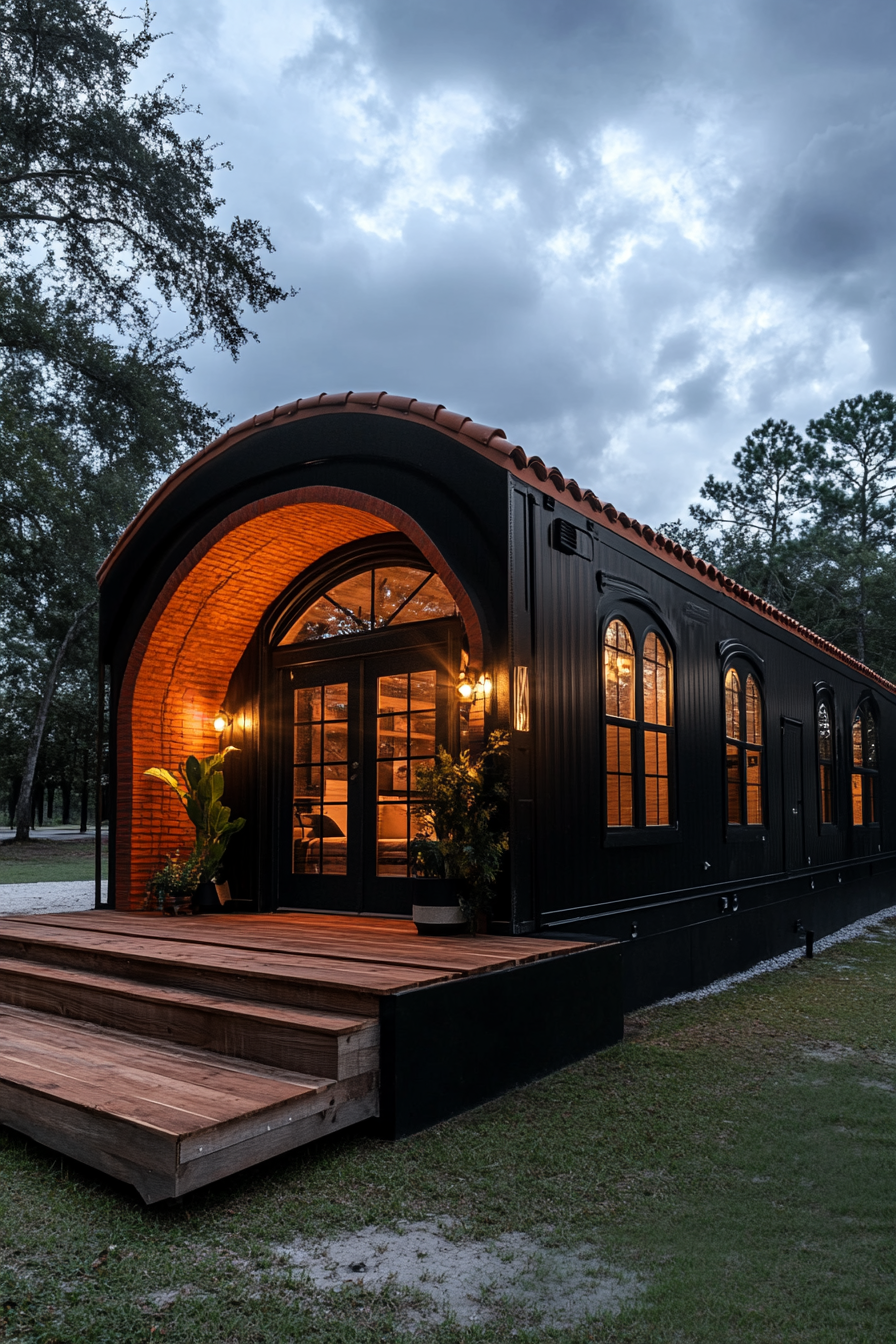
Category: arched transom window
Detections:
[
  {"x1": 851, "y1": 702, "x2": 878, "y2": 826},
  {"x1": 279, "y1": 567, "x2": 457, "y2": 645},
  {"x1": 817, "y1": 698, "x2": 834, "y2": 825},
  {"x1": 604, "y1": 618, "x2": 673, "y2": 829},
  {"x1": 725, "y1": 667, "x2": 764, "y2": 826}
]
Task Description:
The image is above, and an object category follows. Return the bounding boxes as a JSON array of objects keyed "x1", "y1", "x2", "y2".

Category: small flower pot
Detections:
[{"x1": 412, "y1": 880, "x2": 468, "y2": 936}]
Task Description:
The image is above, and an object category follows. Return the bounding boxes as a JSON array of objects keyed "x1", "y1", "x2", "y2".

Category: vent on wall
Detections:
[{"x1": 551, "y1": 517, "x2": 594, "y2": 560}]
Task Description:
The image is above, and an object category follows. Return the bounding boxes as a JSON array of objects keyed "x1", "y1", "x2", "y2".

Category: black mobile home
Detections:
[
  {"x1": 98, "y1": 390, "x2": 896, "y2": 1008},
  {"x1": 3, "y1": 389, "x2": 893, "y2": 1203}
]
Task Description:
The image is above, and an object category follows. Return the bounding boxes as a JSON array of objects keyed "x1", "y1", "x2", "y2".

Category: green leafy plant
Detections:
[
  {"x1": 143, "y1": 850, "x2": 200, "y2": 914},
  {"x1": 144, "y1": 748, "x2": 246, "y2": 882},
  {"x1": 412, "y1": 730, "x2": 510, "y2": 929}
]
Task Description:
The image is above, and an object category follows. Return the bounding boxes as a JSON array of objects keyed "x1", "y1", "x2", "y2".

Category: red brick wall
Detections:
[{"x1": 115, "y1": 488, "x2": 482, "y2": 908}]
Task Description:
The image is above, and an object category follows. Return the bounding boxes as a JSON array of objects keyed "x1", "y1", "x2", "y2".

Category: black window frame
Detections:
[
  {"x1": 814, "y1": 689, "x2": 837, "y2": 831},
  {"x1": 722, "y1": 657, "x2": 766, "y2": 837},
  {"x1": 850, "y1": 697, "x2": 880, "y2": 829},
  {"x1": 601, "y1": 606, "x2": 678, "y2": 845}
]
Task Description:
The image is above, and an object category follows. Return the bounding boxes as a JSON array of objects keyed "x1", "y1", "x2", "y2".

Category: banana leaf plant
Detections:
[{"x1": 145, "y1": 748, "x2": 246, "y2": 882}]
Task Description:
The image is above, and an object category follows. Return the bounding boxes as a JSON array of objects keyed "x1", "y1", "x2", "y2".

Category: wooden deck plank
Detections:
[
  {"x1": 6, "y1": 912, "x2": 590, "y2": 975},
  {"x1": 0, "y1": 921, "x2": 458, "y2": 1011}
]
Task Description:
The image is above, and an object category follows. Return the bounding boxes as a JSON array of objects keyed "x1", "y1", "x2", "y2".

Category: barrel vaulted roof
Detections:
[{"x1": 99, "y1": 390, "x2": 896, "y2": 695}]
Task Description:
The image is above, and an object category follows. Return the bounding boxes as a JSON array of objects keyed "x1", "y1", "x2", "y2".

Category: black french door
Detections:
[{"x1": 278, "y1": 636, "x2": 456, "y2": 915}]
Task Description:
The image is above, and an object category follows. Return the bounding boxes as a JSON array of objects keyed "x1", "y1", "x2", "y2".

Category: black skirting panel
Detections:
[
  {"x1": 561, "y1": 864, "x2": 896, "y2": 1011},
  {"x1": 377, "y1": 941, "x2": 623, "y2": 1139}
]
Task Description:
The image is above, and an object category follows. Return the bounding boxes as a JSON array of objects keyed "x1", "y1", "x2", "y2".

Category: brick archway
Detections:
[{"x1": 116, "y1": 487, "x2": 483, "y2": 908}]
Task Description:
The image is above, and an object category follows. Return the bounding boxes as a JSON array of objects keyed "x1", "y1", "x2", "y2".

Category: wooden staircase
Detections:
[
  {"x1": 0, "y1": 915, "x2": 382, "y2": 1202},
  {"x1": 0, "y1": 911, "x2": 607, "y2": 1204}
]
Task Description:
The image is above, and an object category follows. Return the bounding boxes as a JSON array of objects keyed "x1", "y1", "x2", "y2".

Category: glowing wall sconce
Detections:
[
  {"x1": 456, "y1": 673, "x2": 492, "y2": 704},
  {"x1": 212, "y1": 711, "x2": 232, "y2": 733}
]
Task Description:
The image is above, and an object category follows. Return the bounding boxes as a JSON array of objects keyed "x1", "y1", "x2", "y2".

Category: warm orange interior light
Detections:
[
  {"x1": 457, "y1": 679, "x2": 474, "y2": 700},
  {"x1": 213, "y1": 712, "x2": 229, "y2": 733}
]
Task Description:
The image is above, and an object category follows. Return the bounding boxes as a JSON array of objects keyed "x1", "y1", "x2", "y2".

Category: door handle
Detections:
[{"x1": 792, "y1": 806, "x2": 799, "y2": 814}]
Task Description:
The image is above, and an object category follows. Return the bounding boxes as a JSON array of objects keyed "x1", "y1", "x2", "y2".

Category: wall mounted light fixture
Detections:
[
  {"x1": 212, "y1": 711, "x2": 232, "y2": 733},
  {"x1": 457, "y1": 673, "x2": 492, "y2": 703}
]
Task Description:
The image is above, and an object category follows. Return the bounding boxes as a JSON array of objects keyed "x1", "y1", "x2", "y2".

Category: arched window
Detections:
[
  {"x1": 851, "y1": 702, "x2": 878, "y2": 826},
  {"x1": 604, "y1": 618, "x2": 673, "y2": 829},
  {"x1": 279, "y1": 566, "x2": 457, "y2": 645},
  {"x1": 817, "y1": 698, "x2": 835, "y2": 825},
  {"x1": 724, "y1": 666, "x2": 764, "y2": 826}
]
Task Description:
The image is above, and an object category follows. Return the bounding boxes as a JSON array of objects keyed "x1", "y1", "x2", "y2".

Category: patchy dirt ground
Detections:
[{"x1": 274, "y1": 1218, "x2": 642, "y2": 1328}]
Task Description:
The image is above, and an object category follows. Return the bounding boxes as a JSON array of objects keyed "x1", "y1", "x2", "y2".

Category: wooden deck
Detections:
[{"x1": 0, "y1": 912, "x2": 613, "y2": 1203}]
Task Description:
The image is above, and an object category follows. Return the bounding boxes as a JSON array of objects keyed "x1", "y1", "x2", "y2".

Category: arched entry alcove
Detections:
[{"x1": 115, "y1": 488, "x2": 484, "y2": 910}]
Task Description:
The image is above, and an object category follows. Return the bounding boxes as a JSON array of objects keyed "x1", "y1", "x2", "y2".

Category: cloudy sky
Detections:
[{"x1": 142, "y1": 0, "x2": 895, "y2": 527}]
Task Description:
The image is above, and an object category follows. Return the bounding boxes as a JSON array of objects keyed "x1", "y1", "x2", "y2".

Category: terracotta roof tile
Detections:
[
  {"x1": 379, "y1": 393, "x2": 415, "y2": 412},
  {"x1": 463, "y1": 421, "x2": 506, "y2": 445},
  {"x1": 99, "y1": 389, "x2": 896, "y2": 695},
  {"x1": 408, "y1": 400, "x2": 444, "y2": 421},
  {"x1": 430, "y1": 408, "x2": 466, "y2": 432}
]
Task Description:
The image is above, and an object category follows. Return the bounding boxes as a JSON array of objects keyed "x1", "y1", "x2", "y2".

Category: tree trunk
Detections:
[
  {"x1": 12, "y1": 600, "x2": 97, "y2": 843},
  {"x1": 61, "y1": 777, "x2": 71, "y2": 825}
]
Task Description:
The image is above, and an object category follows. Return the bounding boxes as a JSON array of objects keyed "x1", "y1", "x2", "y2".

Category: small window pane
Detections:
[
  {"x1": 852, "y1": 772, "x2": 864, "y2": 825},
  {"x1": 852, "y1": 711, "x2": 864, "y2": 767},
  {"x1": 726, "y1": 743, "x2": 742, "y2": 824},
  {"x1": 745, "y1": 676, "x2": 762, "y2": 745},
  {"x1": 725, "y1": 669, "x2": 741, "y2": 740},
  {"x1": 817, "y1": 700, "x2": 833, "y2": 763},
  {"x1": 865, "y1": 713, "x2": 878, "y2": 767},
  {"x1": 643, "y1": 633, "x2": 671, "y2": 725},
  {"x1": 746, "y1": 751, "x2": 762, "y2": 824},
  {"x1": 389, "y1": 572, "x2": 458, "y2": 626},
  {"x1": 606, "y1": 724, "x2": 633, "y2": 826},
  {"x1": 644, "y1": 729, "x2": 670, "y2": 826},
  {"x1": 374, "y1": 568, "x2": 431, "y2": 627},
  {"x1": 605, "y1": 620, "x2": 635, "y2": 720},
  {"x1": 868, "y1": 775, "x2": 877, "y2": 823}
]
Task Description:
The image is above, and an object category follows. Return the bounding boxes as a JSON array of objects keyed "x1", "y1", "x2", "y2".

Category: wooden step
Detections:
[
  {"x1": 0, "y1": 1005, "x2": 377, "y2": 1203},
  {"x1": 0, "y1": 919, "x2": 457, "y2": 1014},
  {"x1": 0, "y1": 958, "x2": 378, "y2": 1080}
]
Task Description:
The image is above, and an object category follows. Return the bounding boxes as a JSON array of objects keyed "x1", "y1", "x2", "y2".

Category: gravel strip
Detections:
[
  {"x1": 651, "y1": 903, "x2": 896, "y2": 1007},
  {"x1": 0, "y1": 881, "x2": 107, "y2": 915}
]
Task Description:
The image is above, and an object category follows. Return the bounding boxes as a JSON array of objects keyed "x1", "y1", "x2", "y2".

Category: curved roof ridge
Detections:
[{"x1": 99, "y1": 389, "x2": 896, "y2": 695}]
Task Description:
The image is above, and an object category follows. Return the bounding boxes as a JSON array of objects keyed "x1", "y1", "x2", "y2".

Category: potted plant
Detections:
[
  {"x1": 145, "y1": 748, "x2": 246, "y2": 914},
  {"x1": 411, "y1": 729, "x2": 510, "y2": 935},
  {"x1": 143, "y1": 850, "x2": 200, "y2": 916}
]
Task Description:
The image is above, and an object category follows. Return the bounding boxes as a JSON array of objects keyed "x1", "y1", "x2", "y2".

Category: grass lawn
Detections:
[
  {"x1": 0, "y1": 839, "x2": 108, "y2": 885},
  {"x1": 1, "y1": 919, "x2": 895, "y2": 1342}
]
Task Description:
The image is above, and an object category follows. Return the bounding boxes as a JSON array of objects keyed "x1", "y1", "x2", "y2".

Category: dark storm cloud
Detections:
[{"x1": 146, "y1": 0, "x2": 896, "y2": 524}]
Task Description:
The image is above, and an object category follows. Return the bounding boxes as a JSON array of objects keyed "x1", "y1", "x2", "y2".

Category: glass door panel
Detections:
[
  {"x1": 293, "y1": 681, "x2": 349, "y2": 876},
  {"x1": 375, "y1": 669, "x2": 437, "y2": 878}
]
